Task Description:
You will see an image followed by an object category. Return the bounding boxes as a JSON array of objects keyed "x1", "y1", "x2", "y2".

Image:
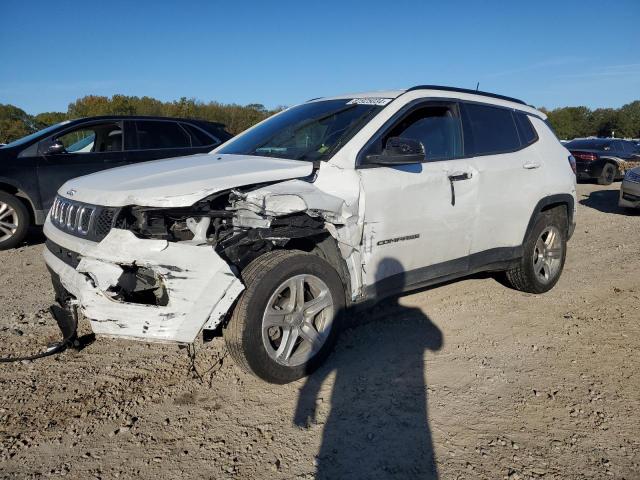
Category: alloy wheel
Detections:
[
  {"x1": 261, "y1": 274, "x2": 335, "y2": 367},
  {"x1": 532, "y1": 226, "x2": 563, "y2": 284},
  {"x1": 0, "y1": 201, "x2": 19, "y2": 243}
]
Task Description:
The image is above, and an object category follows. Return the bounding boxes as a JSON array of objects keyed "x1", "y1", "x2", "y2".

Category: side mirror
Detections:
[
  {"x1": 46, "y1": 140, "x2": 66, "y2": 155},
  {"x1": 365, "y1": 137, "x2": 425, "y2": 165}
]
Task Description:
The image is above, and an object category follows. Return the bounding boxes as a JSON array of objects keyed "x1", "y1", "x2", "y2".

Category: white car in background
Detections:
[
  {"x1": 43, "y1": 85, "x2": 577, "y2": 383},
  {"x1": 619, "y1": 166, "x2": 640, "y2": 209}
]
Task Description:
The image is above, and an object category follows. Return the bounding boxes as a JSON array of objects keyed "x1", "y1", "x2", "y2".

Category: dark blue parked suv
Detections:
[{"x1": 0, "y1": 116, "x2": 232, "y2": 249}]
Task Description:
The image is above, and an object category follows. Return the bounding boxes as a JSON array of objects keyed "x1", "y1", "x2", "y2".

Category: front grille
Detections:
[
  {"x1": 50, "y1": 196, "x2": 119, "y2": 242},
  {"x1": 51, "y1": 197, "x2": 95, "y2": 235},
  {"x1": 95, "y1": 209, "x2": 115, "y2": 236}
]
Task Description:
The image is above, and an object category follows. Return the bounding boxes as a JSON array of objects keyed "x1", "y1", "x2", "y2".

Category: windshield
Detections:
[
  {"x1": 217, "y1": 99, "x2": 386, "y2": 161},
  {"x1": 1, "y1": 121, "x2": 71, "y2": 149}
]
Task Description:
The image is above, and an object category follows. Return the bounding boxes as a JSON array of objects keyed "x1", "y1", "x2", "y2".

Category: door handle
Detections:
[
  {"x1": 523, "y1": 162, "x2": 541, "y2": 169},
  {"x1": 447, "y1": 172, "x2": 472, "y2": 206},
  {"x1": 448, "y1": 172, "x2": 472, "y2": 182}
]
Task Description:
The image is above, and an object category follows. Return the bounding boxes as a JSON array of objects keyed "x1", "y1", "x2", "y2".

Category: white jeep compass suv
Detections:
[{"x1": 44, "y1": 86, "x2": 577, "y2": 383}]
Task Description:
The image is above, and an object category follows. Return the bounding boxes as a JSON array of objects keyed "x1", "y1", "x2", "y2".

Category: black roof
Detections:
[
  {"x1": 566, "y1": 138, "x2": 614, "y2": 145},
  {"x1": 69, "y1": 115, "x2": 227, "y2": 129},
  {"x1": 406, "y1": 85, "x2": 527, "y2": 106}
]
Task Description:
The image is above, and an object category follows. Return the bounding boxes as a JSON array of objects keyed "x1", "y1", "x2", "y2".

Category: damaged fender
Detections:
[
  {"x1": 44, "y1": 229, "x2": 244, "y2": 343},
  {"x1": 231, "y1": 164, "x2": 366, "y2": 299}
]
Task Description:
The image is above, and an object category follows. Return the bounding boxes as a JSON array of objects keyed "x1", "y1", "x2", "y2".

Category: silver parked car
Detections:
[{"x1": 619, "y1": 166, "x2": 640, "y2": 209}]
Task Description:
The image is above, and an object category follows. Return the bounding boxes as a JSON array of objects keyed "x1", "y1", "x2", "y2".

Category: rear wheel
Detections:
[
  {"x1": 504, "y1": 210, "x2": 567, "y2": 294},
  {"x1": 597, "y1": 163, "x2": 616, "y2": 185},
  {"x1": 224, "y1": 250, "x2": 345, "y2": 384},
  {"x1": 0, "y1": 192, "x2": 29, "y2": 251}
]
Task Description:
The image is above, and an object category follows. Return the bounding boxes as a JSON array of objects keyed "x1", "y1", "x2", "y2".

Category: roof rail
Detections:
[{"x1": 406, "y1": 85, "x2": 526, "y2": 105}]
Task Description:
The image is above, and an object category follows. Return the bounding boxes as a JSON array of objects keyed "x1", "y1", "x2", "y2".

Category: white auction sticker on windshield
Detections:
[{"x1": 346, "y1": 97, "x2": 392, "y2": 106}]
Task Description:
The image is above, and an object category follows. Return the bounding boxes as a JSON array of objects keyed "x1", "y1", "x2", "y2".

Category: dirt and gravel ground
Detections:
[{"x1": 0, "y1": 182, "x2": 638, "y2": 480}]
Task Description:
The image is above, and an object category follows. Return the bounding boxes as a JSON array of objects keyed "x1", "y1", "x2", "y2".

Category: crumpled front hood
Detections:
[{"x1": 58, "y1": 153, "x2": 314, "y2": 207}]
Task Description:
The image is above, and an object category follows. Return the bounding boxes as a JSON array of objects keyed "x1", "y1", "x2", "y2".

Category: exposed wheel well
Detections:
[
  {"x1": 0, "y1": 182, "x2": 18, "y2": 195},
  {"x1": 275, "y1": 235, "x2": 352, "y2": 303},
  {"x1": 540, "y1": 202, "x2": 569, "y2": 220}
]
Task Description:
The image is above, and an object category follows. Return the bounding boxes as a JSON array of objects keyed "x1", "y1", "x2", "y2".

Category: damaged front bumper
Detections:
[{"x1": 43, "y1": 224, "x2": 244, "y2": 344}]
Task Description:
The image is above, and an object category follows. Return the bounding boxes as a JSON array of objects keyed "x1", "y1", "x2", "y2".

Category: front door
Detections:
[
  {"x1": 358, "y1": 100, "x2": 479, "y2": 295},
  {"x1": 36, "y1": 120, "x2": 124, "y2": 210}
]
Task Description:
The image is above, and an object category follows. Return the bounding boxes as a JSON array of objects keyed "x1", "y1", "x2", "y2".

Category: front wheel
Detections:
[
  {"x1": 224, "y1": 250, "x2": 345, "y2": 384},
  {"x1": 597, "y1": 163, "x2": 616, "y2": 185},
  {"x1": 503, "y1": 210, "x2": 567, "y2": 294},
  {"x1": 0, "y1": 192, "x2": 30, "y2": 251}
]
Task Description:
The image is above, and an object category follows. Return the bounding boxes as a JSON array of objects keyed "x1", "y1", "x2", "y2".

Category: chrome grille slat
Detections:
[{"x1": 50, "y1": 196, "x2": 96, "y2": 237}]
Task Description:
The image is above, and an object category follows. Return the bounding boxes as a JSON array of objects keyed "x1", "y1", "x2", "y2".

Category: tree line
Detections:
[
  {"x1": 1, "y1": 94, "x2": 640, "y2": 144},
  {"x1": 0, "y1": 95, "x2": 281, "y2": 144}
]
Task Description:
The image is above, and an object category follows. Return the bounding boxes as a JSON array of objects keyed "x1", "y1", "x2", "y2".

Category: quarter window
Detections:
[
  {"x1": 514, "y1": 112, "x2": 537, "y2": 146},
  {"x1": 463, "y1": 103, "x2": 520, "y2": 155},
  {"x1": 181, "y1": 123, "x2": 216, "y2": 147}
]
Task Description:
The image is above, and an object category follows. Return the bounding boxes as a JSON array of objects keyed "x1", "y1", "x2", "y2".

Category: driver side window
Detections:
[
  {"x1": 367, "y1": 102, "x2": 463, "y2": 162},
  {"x1": 56, "y1": 123, "x2": 123, "y2": 154},
  {"x1": 388, "y1": 104, "x2": 463, "y2": 161}
]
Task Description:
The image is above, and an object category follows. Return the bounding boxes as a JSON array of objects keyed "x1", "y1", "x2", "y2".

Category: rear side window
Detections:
[
  {"x1": 181, "y1": 123, "x2": 217, "y2": 147},
  {"x1": 514, "y1": 112, "x2": 538, "y2": 146},
  {"x1": 462, "y1": 103, "x2": 521, "y2": 155},
  {"x1": 135, "y1": 121, "x2": 190, "y2": 149}
]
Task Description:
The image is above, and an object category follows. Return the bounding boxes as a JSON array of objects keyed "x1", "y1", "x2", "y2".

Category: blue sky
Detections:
[{"x1": 1, "y1": 0, "x2": 638, "y2": 114}]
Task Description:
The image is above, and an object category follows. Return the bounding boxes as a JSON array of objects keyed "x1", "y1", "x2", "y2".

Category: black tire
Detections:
[
  {"x1": 223, "y1": 250, "x2": 346, "y2": 384},
  {"x1": 0, "y1": 192, "x2": 30, "y2": 251},
  {"x1": 597, "y1": 163, "x2": 616, "y2": 185},
  {"x1": 503, "y1": 209, "x2": 568, "y2": 294}
]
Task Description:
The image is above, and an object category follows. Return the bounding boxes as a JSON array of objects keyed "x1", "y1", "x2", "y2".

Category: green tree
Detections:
[
  {"x1": 590, "y1": 108, "x2": 621, "y2": 138},
  {"x1": 619, "y1": 101, "x2": 640, "y2": 138},
  {"x1": 0, "y1": 104, "x2": 36, "y2": 143},
  {"x1": 546, "y1": 106, "x2": 592, "y2": 139},
  {"x1": 34, "y1": 111, "x2": 68, "y2": 127}
]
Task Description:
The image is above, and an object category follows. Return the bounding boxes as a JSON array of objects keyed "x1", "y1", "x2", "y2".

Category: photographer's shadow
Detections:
[{"x1": 294, "y1": 258, "x2": 443, "y2": 479}]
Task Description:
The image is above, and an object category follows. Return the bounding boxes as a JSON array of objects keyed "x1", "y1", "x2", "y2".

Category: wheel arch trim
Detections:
[
  {"x1": 0, "y1": 178, "x2": 39, "y2": 224},
  {"x1": 523, "y1": 194, "x2": 575, "y2": 243}
]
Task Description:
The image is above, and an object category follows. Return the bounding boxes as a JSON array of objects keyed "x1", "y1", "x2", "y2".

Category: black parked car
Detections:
[
  {"x1": 565, "y1": 138, "x2": 640, "y2": 185},
  {"x1": 0, "y1": 116, "x2": 232, "y2": 249}
]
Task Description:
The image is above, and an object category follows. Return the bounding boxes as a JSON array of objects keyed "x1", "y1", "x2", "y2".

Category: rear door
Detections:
[
  {"x1": 124, "y1": 119, "x2": 205, "y2": 164},
  {"x1": 460, "y1": 102, "x2": 544, "y2": 257},
  {"x1": 36, "y1": 120, "x2": 124, "y2": 210}
]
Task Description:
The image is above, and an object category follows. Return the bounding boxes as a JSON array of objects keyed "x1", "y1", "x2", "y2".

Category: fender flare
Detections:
[
  {"x1": 600, "y1": 156, "x2": 624, "y2": 168},
  {"x1": 0, "y1": 177, "x2": 41, "y2": 223},
  {"x1": 523, "y1": 194, "x2": 575, "y2": 243},
  {"x1": 600, "y1": 157, "x2": 626, "y2": 177}
]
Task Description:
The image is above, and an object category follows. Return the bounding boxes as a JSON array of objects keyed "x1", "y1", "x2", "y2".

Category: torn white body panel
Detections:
[
  {"x1": 231, "y1": 163, "x2": 367, "y2": 300},
  {"x1": 44, "y1": 228, "x2": 244, "y2": 343}
]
